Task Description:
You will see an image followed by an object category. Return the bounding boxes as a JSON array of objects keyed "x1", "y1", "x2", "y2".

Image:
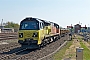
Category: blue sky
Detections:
[{"x1": 0, "y1": 0, "x2": 90, "y2": 27}]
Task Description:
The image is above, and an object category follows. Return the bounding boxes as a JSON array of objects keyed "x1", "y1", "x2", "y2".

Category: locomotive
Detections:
[{"x1": 18, "y1": 17, "x2": 69, "y2": 49}]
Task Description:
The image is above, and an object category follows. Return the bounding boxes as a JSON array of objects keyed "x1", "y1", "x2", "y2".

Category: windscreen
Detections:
[{"x1": 19, "y1": 21, "x2": 39, "y2": 30}]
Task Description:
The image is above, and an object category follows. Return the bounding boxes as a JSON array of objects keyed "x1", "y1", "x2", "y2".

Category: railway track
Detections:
[
  {"x1": 0, "y1": 33, "x2": 20, "y2": 59},
  {"x1": 0, "y1": 43, "x2": 20, "y2": 53},
  {"x1": 0, "y1": 47, "x2": 28, "y2": 60},
  {"x1": 0, "y1": 34, "x2": 69, "y2": 60},
  {"x1": 0, "y1": 33, "x2": 18, "y2": 41},
  {"x1": 0, "y1": 43, "x2": 21, "y2": 60},
  {"x1": 16, "y1": 35, "x2": 68, "y2": 60}
]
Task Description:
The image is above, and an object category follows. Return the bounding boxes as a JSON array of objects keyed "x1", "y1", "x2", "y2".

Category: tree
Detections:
[{"x1": 4, "y1": 21, "x2": 19, "y2": 32}]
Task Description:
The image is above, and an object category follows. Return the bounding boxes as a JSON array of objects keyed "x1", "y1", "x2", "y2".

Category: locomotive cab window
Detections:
[
  {"x1": 19, "y1": 21, "x2": 39, "y2": 30},
  {"x1": 56, "y1": 26, "x2": 59, "y2": 28},
  {"x1": 39, "y1": 22, "x2": 44, "y2": 29}
]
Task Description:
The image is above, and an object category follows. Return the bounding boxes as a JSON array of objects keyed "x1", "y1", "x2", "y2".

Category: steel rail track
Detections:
[
  {"x1": 0, "y1": 47, "x2": 27, "y2": 60},
  {"x1": 0, "y1": 34, "x2": 69, "y2": 60},
  {"x1": 15, "y1": 35, "x2": 69, "y2": 60},
  {"x1": 37, "y1": 41, "x2": 67, "y2": 60},
  {"x1": 0, "y1": 33, "x2": 18, "y2": 41}
]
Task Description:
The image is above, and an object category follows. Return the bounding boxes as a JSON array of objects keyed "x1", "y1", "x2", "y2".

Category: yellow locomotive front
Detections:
[{"x1": 18, "y1": 17, "x2": 45, "y2": 49}]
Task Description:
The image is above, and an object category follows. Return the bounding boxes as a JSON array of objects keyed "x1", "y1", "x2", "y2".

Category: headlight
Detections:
[
  {"x1": 19, "y1": 33, "x2": 23, "y2": 38},
  {"x1": 32, "y1": 32, "x2": 38, "y2": 37}
]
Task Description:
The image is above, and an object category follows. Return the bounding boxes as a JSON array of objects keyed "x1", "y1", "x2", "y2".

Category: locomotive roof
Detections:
[
  {"x1": 50, "y1": 22, "x2": 59, "y2": 26},
  {"x1": 21, "y1": 17, "x2": 59, "y2": 26},
  {"x1": 21, "y1": 17, "x2": 43, "y2": 23},
  {"x1": 54, "y1": 23, "x2": 59, "y2": 26},
  {"x1": 40, "y1": 20, "x2": 50, "y2": 24}
]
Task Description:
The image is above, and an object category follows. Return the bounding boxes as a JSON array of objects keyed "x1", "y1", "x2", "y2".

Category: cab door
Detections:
[{"x1": 38, "y1": 22, "x2": 44, "y2": 44}]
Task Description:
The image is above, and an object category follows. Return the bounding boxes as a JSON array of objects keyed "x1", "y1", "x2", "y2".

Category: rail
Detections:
[
  {"x1": 0, "y1": 33, "x2": 18, "y2": 41},
  {"x1": 0, "y1": 47, "x2": 27, "y2": 60}
]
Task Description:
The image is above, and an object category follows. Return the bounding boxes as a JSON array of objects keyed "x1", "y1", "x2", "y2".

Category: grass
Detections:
[
  {"x1": 78, "y1": 37, "x2": 90, "y2": 60},
  {"x1": 53, "y1": 41, "x2": 73, "y2": 60}
]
